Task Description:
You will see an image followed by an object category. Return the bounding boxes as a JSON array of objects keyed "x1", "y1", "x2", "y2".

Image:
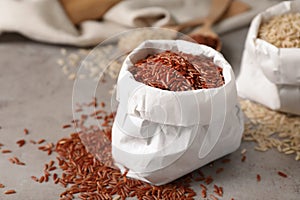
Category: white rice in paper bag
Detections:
[
  {"x1": 112, "y1": 40, "x2": 244, "y2": 185},
  {"x1": 237, "y1": 1, "x2": 300, "y2": 115}
]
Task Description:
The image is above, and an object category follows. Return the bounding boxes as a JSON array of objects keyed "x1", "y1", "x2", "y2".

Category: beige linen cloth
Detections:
[{"x1": 0, "y1": 0, "x2": 281, "y2": 46}]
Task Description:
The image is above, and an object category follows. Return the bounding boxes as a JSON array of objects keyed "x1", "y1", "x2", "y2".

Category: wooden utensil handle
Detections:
[
  {"x1": 206, "y1": 0, "x2": 233, "y2": 25},
  {"x1": 164, "y1": 0, "x2": 251, "y2": 32}
]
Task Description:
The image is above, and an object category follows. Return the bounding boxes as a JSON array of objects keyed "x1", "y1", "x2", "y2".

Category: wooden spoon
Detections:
[
  {"x1": 187, "y1": 0, "x2": 232, "y2": 51},
  {"x1": 163, "y1": 18, "x2": 207, "y2": 32},
  {"x1": 164, "y1": 0, "x2": 250, "y2": 33}
]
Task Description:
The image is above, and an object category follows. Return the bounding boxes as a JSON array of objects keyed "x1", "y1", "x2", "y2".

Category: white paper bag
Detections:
[
  {"x1": 112, "y1": 40, "x2": 244, "y2": 185},
  {"x1": 237, "y1": 1, "x2": 300, "y2": 115}
]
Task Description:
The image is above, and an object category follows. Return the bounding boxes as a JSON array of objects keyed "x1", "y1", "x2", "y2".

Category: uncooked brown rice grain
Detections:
[
  {"x1": 62, "y1": 124, "x2": 72, "y2": 129},
  {"x1": 31, "y1": 176, "x2": 38, "y2": 182},
  {"x1": 16, "y1": 139, "x2": 26, "y2": 147},
  {"x1": 200, "y1": 184, "x2": 207, "y2": 190},
  {"x1": 37, "y1": 139, "x2": 45, "y2": 144},
  {"x1": 49, "y1": 160, "x2": 55, "y2": 167},
  {"x1": 214, "y1": 184, "x2": 223, "y2": 197},
  {"x1": 201, "y1": 189, "x2": 207, "y2": 198},
  {"x1": 2, "y1": 150, "x2": 12, "y2": 154},
  {"x1": 278, "y1": 171, "x2": 288, "y2": 178},
  {"x1": 241, "y1": 155, "x2": 246, "y2": 162},
  {"x1": 216, "y1": 168, "x2": 224, "y2": 174},
  {"x1": 30, "y1": 140, "x2": 37, "y2": 144},
  {"x1": 49, "y1": 166, "x2": 57, "y2": 171},
  {"x1": 4, "y1": 190, "x2": 16, "y2": 195},
  {"x1": 39, "y1": 176, "x2": 45, "y2": 183},
  {"x1": 24, "y1": 128, "x2": 29, "y2": 135},
  {"x1": 241, "y1": 148, "x2": 247, "y2": 154},
  {"x1": 221, "y1": 158, "x2": 231, "y2": 163},
  {"x1": 218, "y1": 186, "x2": 223, "y2": 196},
  {"x1": 257, "y1": 174, "x2": 261, "y2": 182},
  {"x1": 205, "y1": 176, "x2": 213, "y2": 185},
  {"x1": 8, "y1": 158, "x2": 16, "y2": 164},
  {"x1": 53, "y1": 173, "x2": 58, "y2": 181}
]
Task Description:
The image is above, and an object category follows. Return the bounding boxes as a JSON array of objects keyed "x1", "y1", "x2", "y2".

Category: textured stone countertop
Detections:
[{"x1": 0, "y1": 29, "x2": 299, "y2": 200}]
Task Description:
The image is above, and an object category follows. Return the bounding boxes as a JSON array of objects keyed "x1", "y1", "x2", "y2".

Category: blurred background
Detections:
[{"x1": 0, "y1": 0, "x2": 299, "y2": 200}]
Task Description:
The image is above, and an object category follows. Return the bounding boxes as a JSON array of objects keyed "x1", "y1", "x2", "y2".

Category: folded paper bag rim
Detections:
[{"x1": 116, "y1": 40, "x2": 238, "y2": 127}]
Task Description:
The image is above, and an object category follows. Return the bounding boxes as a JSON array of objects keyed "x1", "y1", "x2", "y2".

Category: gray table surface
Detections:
[{"x1": 0, "y1": 28, "x2": 299, "y2": 200}]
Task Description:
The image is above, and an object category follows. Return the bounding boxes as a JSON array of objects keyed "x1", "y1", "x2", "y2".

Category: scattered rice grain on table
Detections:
[
  {"x1": 240, "y1": 100, "x2": 300, "y2": 161},
  {"x1": 16, "y1": 139, "x2": 26, "y2": 147},
  {"x1": 57, "y1": 46, "x2": 123, "y2": 81},
  {"x1": 4, "y1": 189, "x2": 16, "y2": 195},
  {"x1": 23, "y1": 128, "x2": 29, "y2": 135},
  {"x1": 2, "y1": 98, "x2": 297, "y2": 199},
  {"x1": 51, "y1": 103, "x2": 199, "y2": 200},
  {"x1": 22, "y1": 99, "x2": 247, "y2": 200},
  {"x1": 2, "y1": 149, "x2": 12, "y2": 154}
]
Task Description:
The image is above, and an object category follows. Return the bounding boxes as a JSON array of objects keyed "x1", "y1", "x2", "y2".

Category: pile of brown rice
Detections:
[
  {"x1": 240, "y1": 100, "x2": 300, "y2": 161},
  {"x1": 258, "y1": 13, "x2": 300, "y2": 48}
]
